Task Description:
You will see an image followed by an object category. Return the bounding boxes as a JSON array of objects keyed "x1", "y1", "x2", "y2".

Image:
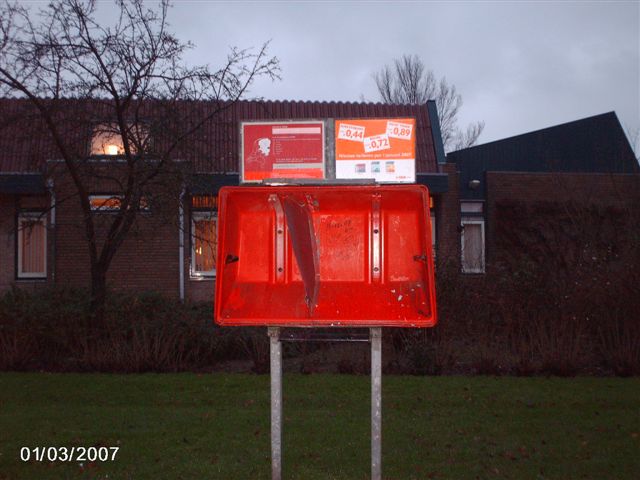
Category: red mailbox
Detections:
[{"x1": 214, "y1": 184, "x2": 436, "y2": 327}]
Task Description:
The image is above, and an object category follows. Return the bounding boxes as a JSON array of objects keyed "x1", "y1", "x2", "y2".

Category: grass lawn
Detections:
[{"x1": 0, "y1": 373, "x2": 638, "y2": 479}]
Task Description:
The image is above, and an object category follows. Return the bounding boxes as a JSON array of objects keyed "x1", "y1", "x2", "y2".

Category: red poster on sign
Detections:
[{"x1": 241, "y1": 121, "x2": 325, "y2": 182}]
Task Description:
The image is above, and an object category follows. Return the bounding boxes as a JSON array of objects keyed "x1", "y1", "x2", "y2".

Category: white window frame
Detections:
[
  {"x1": 191, "y1": 211, "x2": 217, "y2": 278},
  {"x1": 460, "y1": 201, "x2": 484, "y2": 214},
  {"x1": 430, "y1": 212, "x2": 437, "y2": 261},
  {"x1": 17, "y1": 212, "x2": 47, "y2": 279},
  {"x1": 461, "y1": 218, "x2": 485, "y2": 274}
]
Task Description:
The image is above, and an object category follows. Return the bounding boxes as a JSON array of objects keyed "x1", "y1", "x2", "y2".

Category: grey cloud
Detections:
[{"x1": 96, "y1": 1, "x2": 639, "y2": 144}]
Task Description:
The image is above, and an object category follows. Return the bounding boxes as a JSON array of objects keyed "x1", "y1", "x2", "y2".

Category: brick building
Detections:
[
  {"x1": 446, "y1": 112, "x2": 639, "y2": 273},
  {"x1": 0, "y1": 100, "x2": 637, "y2": 301},
  {"x1": 0, "y1": 98, "x2": 450, "y2": 302}
]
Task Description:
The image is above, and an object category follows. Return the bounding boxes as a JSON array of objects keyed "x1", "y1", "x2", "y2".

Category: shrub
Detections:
[{"x1": 0, "y1": 288, "x2": 237, "y2": 372}]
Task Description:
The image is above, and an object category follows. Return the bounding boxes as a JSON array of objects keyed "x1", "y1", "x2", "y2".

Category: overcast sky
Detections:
[{"x1": 122, "y1": 1, "x2": 639, "y2": 147}]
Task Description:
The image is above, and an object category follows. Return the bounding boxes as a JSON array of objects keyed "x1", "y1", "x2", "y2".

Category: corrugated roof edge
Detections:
[{"x1": 244, "y1": 99, "x2": 433, "y2": 107}]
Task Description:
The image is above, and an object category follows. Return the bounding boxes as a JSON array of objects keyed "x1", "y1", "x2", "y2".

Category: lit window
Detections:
[
  {"x1": 90, "y1": 195, "x2": 122, "y2": 211},
  {"x1": 17, "y1": 213, "x2": 47, "y2": 279},
  {"x1": 89, "y1": 195, "x2": 149, "y2": 212},
  {"x1": 106, "y1": 144, "x2": 120, "y2": 155},
  {"x1": 461, "y1": 219, "x2": 485, "y2": 273},
  {"x1": 191, "y1": 212, "x2": 217, "y2": 277},
  {"x1": 192, "y1": 195, "x2": 218, "y2": 210},
  {"x1": 90, "y1": 124, "x2": 148, "y2": 156},
  {"x1": 91, "y1": 127, "x2": 125, "y2": 156}
]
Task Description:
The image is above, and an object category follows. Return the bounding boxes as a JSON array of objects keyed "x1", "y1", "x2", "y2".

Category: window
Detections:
[
  {"x1": 192, "y1": 195, "x2": 218, "y2": 210},
  {"x1": 191, "y1": 212, "x2": 217, "y2": 277},
  {"x1": 89, "y1": 195, "x2": 149, "y2": 212},
  {"x1": 461, "y1": 219, "x2": 485, "y2": 273},
  {"x1": 90, "y1": 124, "x2": 149, "y2": 156},
  {"x1": 461, "y1": 201, "x2": 483, "y2": 214},
  {"x1": 90, "y1": 195, "x2": 122, "y2": 212},
  {"x1": 17, "y1": 212, "x2": 47, "y2": 279}
]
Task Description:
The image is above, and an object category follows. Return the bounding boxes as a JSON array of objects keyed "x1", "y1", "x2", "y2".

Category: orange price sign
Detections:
[
  {"x1": 386, "y1": 120, "x2": 413, "y2": 140},
  {"x1": 335, "y1": 118, "x2": 416, "y2": 183},
  {"x1": 363, "y1": 134, "x2": 390, "y2": 153},
  {"x1": 338, "y1": 123, "x2": 365, "y2": 142}
]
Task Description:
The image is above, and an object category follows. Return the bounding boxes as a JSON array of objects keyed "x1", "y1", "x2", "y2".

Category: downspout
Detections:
[
  {"x1": 178, "y1": 186, "x2": 185, "y2": 302},
  {"x1": 46, "y1": 178, "x2": 56, "y2": 283}
]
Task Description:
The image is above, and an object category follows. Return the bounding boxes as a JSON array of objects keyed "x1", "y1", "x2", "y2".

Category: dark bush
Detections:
[{"x1": 0, "y1": 287, "x2": 238, "y2": 372}]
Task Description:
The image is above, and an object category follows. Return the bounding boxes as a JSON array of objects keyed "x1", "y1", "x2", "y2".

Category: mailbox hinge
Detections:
[{"x1": 371, "y1": 194, "x2": 382, "y2": 283}]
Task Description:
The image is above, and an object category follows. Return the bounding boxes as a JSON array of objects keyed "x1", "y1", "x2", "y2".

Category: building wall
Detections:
[
  {"x1": 435, "y1": 163, "x2": 460, "y2": 270},
  {"x1": 485, "y1": 171, "x2": 640, "y2": 266},
  {"x1": 4, "y1": 174, "x2": 460, "y2": 303},
  {"x1": 187, "y1": 278, "x2": 214, "y2": 303},
  {"x1": 52, "y1": 171, "x2": 181, "y2": 298},
  {"x1": 1, "y1": 186, "x2": 215, "y2": 302},
  {"x1": 0, "y1": 195, "x2": 15, "y2": 291}
]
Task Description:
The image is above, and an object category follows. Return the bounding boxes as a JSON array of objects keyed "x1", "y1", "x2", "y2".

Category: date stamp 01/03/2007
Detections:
[{"x1": 20, "y1": 446, "x2": 120, "y2": 463}]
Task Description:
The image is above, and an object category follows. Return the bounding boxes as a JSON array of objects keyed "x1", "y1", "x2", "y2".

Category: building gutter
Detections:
[
  {"x1": 47, "y1": 178, "x2": 56, "y2": 283},
  {"x1": 178, "y1": 186, "x2": 185, "y2": 302},
  {"x1": 426, "y1": 100, "x2": 447, "y2": 166}
]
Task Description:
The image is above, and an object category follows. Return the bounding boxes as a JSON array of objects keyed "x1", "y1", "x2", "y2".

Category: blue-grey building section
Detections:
[
  {"x1": 447, "y1": 112, "x2": 639, "y2": 200},
  {"x1": 416, "y1": 173, "x2": 448, "y2": 193},
  {"x1": 426, "y1": 100, "x2": 446, "y2": 165},
  {"x1": 190, "y1": 174, "x2": 240, "y2": 195},
  {"x1": 0, "y1": 174, "x2": 46, "y2": 194}
]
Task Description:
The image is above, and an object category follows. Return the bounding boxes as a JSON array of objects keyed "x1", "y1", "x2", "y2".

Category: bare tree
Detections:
[
  {"x1": 625, "y1": 125, "x2": 640, "y2": 165},
  {"x1": 374, "y1": 54, "x2": 484, "y2": 152},
  {"x1": 0, "y1": 0, "x2": 280, "y2": 319}
]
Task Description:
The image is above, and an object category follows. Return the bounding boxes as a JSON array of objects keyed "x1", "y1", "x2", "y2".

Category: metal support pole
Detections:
[
  {"x1": 268, "y1": 327, "x2": 282, "y2": 480},
  {"x1": 370, "y1": 327, "x2": 382, "y2": 480}
]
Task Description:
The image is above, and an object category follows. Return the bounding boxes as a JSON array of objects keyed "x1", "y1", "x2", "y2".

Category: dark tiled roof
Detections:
[
  {"x1": 0, "y1": 98, "x2": 439, "y2": 174},
  {"x1": 447, "y1": 112, "x2": 639, "y2": 200}
]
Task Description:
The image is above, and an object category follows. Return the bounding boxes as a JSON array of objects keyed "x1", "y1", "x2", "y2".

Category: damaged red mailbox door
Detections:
[{"x1": 214, "y1": 185, "x2": 436, "y2": 327}]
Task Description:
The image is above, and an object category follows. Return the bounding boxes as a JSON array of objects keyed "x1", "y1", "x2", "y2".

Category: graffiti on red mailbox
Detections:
[{"x1": 214, "y1": 184, "x2": 436, "y2": 328}]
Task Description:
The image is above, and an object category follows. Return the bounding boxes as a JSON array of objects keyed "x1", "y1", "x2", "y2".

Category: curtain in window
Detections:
[
  {"x1": 462, "y1": 223, "x2": 483, "y2": 272},
  {"x1": 194, "y1": 217, "x2": 217, "y2": 273},
  {"x1": 20, "y1": 218, "x2": 46, "y2": 275}
]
